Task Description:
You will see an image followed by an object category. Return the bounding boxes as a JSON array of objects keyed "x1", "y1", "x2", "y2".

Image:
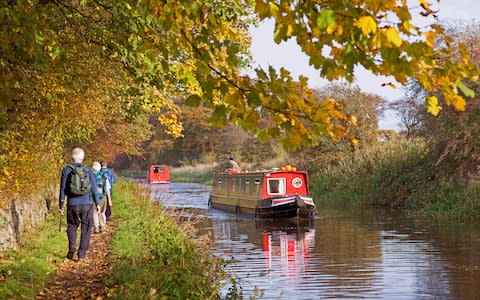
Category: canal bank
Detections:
[{"x1": 0, "y1": 180, "x2": 231, "y2": 299}]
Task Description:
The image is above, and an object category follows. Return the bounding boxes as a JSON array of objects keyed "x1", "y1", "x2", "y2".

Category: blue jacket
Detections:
[{"x1": 59, "y1": 163, "x2": 99, "y2": 209}]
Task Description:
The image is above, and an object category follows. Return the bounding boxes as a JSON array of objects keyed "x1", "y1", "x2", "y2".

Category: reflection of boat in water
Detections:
[
  {"x1": 208, "y1": 167, "x2": 316, "y2": 218},
  {"x1": 262, "y1": 227, "x2": 316, "y2": 275},
  {"x1": 147, "y1": 164, "x2": 170, "y2": 184},
  {"x1": 210, "y1": 217, "x2": 316, "y2": 277}
]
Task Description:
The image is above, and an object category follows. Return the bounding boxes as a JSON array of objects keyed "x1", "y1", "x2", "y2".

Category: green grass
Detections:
[
  {"x1": 0, "y1": 213, "x2": 66, "y2": 299},
  {"x1": 169, "y1": 163, "x2": 214, "y2": 185},
  {"x1": 106, "y1": 180, "x2": 226, "y2": 299},
  {"x1": 310, "y1": 138, "x2": 480, "y2": 221}
]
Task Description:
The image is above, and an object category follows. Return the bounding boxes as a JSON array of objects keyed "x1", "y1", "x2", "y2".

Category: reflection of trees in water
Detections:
[
  {"x1": 390, "y1": 219, "x2": 480, "y2": 300},
  {"x1": 313, "y1": 216, "x2": 382, "y2": 294}
]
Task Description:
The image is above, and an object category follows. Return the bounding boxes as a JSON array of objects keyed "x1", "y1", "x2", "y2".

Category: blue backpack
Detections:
[
  {"x1": 100, "y1": 168, "x2": 115, "y2": 187},
  {"x1": 95, "y1": 172, "x2": 108, "y2": 199}
]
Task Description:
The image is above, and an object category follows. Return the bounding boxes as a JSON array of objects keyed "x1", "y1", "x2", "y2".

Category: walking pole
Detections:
[{"x1": 59, "y1": 211, "x2": 63, "y2": 232}]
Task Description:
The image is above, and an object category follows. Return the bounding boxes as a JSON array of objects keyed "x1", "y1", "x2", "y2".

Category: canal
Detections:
[{"x1": 149, "y1": 182, "x2": 480, "y2": 299}]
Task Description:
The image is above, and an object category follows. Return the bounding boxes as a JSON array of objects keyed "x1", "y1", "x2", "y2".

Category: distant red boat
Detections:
[
  {"x1": 147, "y1": 164, "x2": 170, "y2": 184},
  {"x1": 209, "y1": 166, "x2": 316, "y2": 218}
]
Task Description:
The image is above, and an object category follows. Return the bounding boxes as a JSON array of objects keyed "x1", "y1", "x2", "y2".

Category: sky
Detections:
[{"x1": 247, "y1": 1, "x2": 480, "y2": 130}]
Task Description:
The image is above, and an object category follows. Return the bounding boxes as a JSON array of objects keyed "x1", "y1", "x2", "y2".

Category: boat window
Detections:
[
  {"x1": 267, "y1": 178, "x2": 286, "y2": 195},
  {"x1": 153, "y1": 166, "x2": 164, "y2": 173}
]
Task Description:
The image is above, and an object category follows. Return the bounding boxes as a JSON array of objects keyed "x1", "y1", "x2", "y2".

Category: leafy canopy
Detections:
[{"x1": 1, "y1": 0, "x2": 479, "y2": 198}]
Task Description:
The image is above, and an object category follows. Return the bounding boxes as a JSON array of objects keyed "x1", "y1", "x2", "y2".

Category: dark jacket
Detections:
[{"x1": 59, "y1": 163, "x2": 99, "y2": 209}]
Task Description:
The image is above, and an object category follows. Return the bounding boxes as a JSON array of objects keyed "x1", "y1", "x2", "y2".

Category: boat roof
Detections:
[{"x1": 213, "y1": 169, "x2": 308, "y2": 176}]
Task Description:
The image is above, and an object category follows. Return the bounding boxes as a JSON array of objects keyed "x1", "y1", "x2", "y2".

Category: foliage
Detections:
[
  {"x1": 2, "y1": 0, "x2": 479, "y2": 206},
  {"x1": 311, "y1": 138, "x2": 430, "y2": 207},
  {"x1": 255, "y1": 0, "x2": 478, "y2": 118},
  {"x1": 291, "y1": 83, "x2": 383, "y2": 172},
  {"x1": 108, "y1": 180, "x2": 226, "y2": 299},
  {"x1": 399, "y1": 22, "x2": 480, "y2": 183},
  {"x1": 170, "y1": 164, "x2": 215, "y2": 185},
  {"x1": 310, "y1": 137, "x2": 480, "y2": 220},
  {"x1": 0, "y1": 213, "x2": 66, "y2": 299}
]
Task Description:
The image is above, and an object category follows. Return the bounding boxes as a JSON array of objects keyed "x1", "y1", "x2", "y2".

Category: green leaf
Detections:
[
  {"x1": 185, "y1": 94, "x2": 202, "y2": 107},
  {"x1": 254, "y1": 129, "x2": 270, "y2": 142},
  {"x1": 247, "y1": 91, "x2": 261, "y2": 106},
  {"x1": 456, "y1": 80, "x2": 475, "y2": 98},
  {"x1": 316, "y1": 9, "x2": 336, "y2": 29},
  {"x1": 210, "y1": 105, "x2": 228, "y2": 126}
]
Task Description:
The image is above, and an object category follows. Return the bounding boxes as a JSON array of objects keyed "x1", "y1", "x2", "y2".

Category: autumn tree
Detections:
[
  {"x1": 400, "y1": 22, "x2": 480, "y2": 183},
  {"x1": 291, "y1": 83, "x2": 383, "y2": 170},
  {"x1": 1, "y1": 0, "x2": 479, "y2": 201}
]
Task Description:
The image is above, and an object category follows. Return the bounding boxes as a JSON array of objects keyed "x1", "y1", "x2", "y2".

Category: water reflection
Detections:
[{"x1": 148, "y1": 183, "x2": 480, "y2": 300}]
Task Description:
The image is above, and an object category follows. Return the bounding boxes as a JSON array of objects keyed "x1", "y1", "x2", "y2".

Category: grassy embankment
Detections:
[
  {"x1": 0, "y1": 180, "x2": 228, "y2": 299},
  {"x1": 310, "y1": 138, "x2": 480, "y2": 220},
  {"x1": 169, "y1": 163, "x2": 214, "y2": 185},
  {"x1": 0, "y1": 213, "x2": 65, "y2": 298},
  {"x1": 119, "y1": 164, "x2": 214, "y2": 185},
  {"x1": 107, "y1": 180, "x2": 225, "y2": 299}
]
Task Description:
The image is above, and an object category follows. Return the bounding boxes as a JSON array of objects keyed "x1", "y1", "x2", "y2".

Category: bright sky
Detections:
[{"x1": 247, "y1": 1, "x2": 479, "y2": 130}]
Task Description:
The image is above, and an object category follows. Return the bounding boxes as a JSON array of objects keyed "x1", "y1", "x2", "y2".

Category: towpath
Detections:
[{"x1": 36, "y1": 223, "x2": 114, "y2": 300}]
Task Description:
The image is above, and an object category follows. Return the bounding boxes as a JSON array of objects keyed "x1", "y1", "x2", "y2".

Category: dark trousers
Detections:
[
  {"x1": 105, "y1": 189, "x2": 112, "y2": 221},
  {"x1": 66, "y1": 204, "x2": 93, "y2": 258}
]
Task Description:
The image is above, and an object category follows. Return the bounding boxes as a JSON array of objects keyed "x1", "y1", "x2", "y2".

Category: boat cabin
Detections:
[
  {"x1": 147, "y1": 164, "x2": 170, "y2": 184},
  {"x1": 209, "y1": 168, "x2": 315, "y2": 218}
]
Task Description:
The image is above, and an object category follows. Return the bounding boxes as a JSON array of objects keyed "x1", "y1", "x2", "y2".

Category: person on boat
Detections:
[{"x1": 228, "y1": 157, "x2": 241, "y2": 173}]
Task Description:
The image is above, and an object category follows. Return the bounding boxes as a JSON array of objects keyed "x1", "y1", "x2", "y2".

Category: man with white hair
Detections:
[{"x1": 59, "y1": 147, "x2": 100, "y2": 261}]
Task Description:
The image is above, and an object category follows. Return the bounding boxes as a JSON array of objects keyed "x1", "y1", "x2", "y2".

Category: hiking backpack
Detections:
[
  {"x1": 95, "y1": 171, "x2": 108, "y2": 199},
  {"x1": 68, "y1": 165, "x2": 92, "y2": 195},
  {"x1": 100, "y1": 168, "x2": 115, "y2": 186}
]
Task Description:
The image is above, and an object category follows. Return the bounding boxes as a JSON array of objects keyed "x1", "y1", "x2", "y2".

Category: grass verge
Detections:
[
  {"x1": 311, "y1": 138, "x2": 480, "y2": 221},
  {"x1": 106, "y1": 180, "x2": 226, "y2": 299},
  {"x1": 0, "y1": 212, "x2": 66, "y2": 299},
  {"x1": 169, "y1": 163, "x2": 214, "y2": 185}
]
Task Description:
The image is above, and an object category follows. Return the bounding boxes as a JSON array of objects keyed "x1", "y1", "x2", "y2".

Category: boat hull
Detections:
[
  {"x1": 209, "y1": 194, "x2": 316, "y2": 219},
  {"x1": 148, "y1": 180, "x2": 169, "y2": 184}
]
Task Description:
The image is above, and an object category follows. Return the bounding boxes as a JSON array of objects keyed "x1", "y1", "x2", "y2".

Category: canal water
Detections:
[{"x1": 149, "y1": 182, "x2": 480, "y2": 300}]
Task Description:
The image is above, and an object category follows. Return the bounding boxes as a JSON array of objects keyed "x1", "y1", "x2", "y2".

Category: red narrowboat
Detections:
[
  {"x1": 147, "y1": 164, "x2": 170, "y2": 184},
  {"x1": 209, "y1": 166, "x2": 316, "y2": 218}
]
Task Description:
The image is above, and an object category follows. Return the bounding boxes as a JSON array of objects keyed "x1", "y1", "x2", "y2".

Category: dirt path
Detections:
[{"x1": 36, "y1": 223, "x2": 114, "y2": 300}]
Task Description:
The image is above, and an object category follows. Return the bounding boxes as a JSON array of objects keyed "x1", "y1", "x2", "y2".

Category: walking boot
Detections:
[{"x1": 66, "y1": 248, "x2": 76, "y2": 260}]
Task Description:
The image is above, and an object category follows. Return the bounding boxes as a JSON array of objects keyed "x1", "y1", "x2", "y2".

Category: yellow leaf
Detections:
[
  {"x1": 286, "y1": 24, "x2": 294, "y2": 37},
  {"x1": 426, "y1": 96, "x2": 442, "y2": 116},
  {"x1": 356, "y1": 16, "x2": 377, "y2": 35},
  {"x1": 332, "y1": 125, "x2": 347, "y2": 139},
  {"x1": 424, "y1": 31, "x2": 436, "y2": 47},
  {"x1": 402, "y1": 21, "x2": 416, "y2": 33},
  {"x1": 385, "y1": 27, "x2": 402, "y2": 47},
  {"x1": 450, "y1": 95, "x2": 466, "y2": 111},
  {"x1": 351, "y1": 138, "x2": 359, "y2": 146},
  {"x1": 419, "y1": 0, "x2": 430, "y2": 10},
  {"x1": 348, "y1": 114, "x2": 358, "y2": 126},
  {"x1": 326, "y1": 23, "x2": 336, "y2": 34}
]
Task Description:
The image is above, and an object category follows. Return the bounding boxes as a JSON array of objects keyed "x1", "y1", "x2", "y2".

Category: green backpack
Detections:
[{"x1": 68, "y1": 165, "x2": 92, "y2": 195}]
